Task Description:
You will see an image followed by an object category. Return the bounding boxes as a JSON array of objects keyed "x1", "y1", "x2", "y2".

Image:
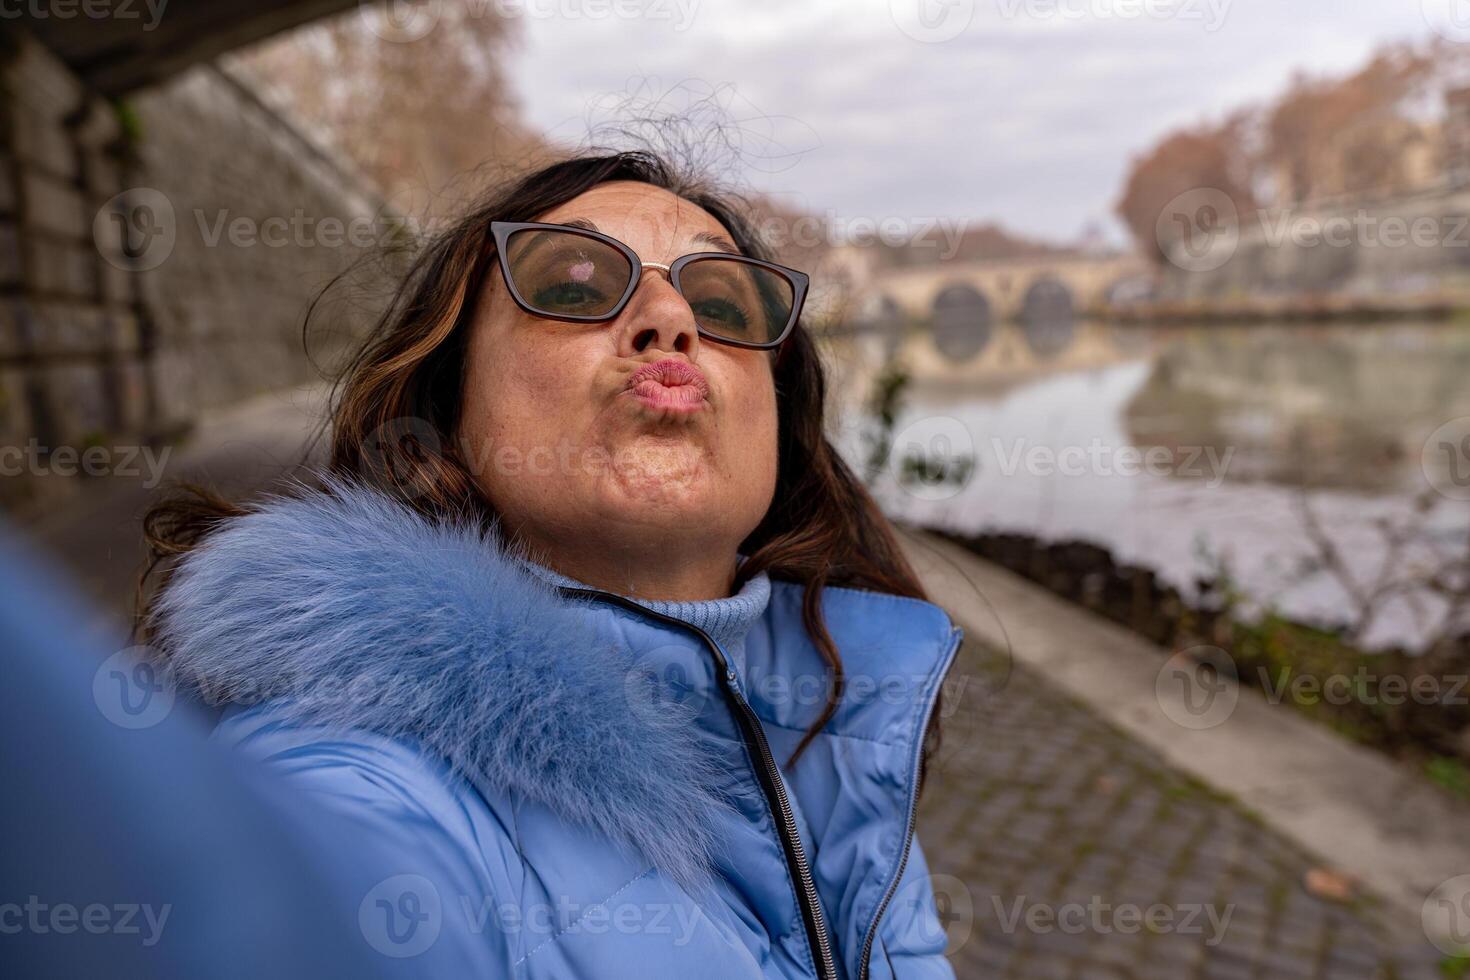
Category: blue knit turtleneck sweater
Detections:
[{"x1": 513, "y1": 554, "x2": 772, "y2": 650}]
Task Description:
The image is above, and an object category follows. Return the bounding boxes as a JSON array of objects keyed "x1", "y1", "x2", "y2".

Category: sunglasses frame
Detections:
[{"x1": 488, "y1": 220, "x2": 809, "y2": 350}]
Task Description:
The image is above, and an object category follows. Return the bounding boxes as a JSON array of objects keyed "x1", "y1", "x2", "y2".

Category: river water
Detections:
[{"x1": 833, "y1": 320, "x2": 1470, "y2": 651}]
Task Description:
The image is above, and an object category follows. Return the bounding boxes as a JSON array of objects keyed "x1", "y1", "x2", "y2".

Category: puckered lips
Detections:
[{"x1": 622, "y1": 357, "x2": 711, "y2": 415}]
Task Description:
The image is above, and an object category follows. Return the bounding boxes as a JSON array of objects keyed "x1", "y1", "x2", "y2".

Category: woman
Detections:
[{"x1": 143, "y1": 150, "x2": 963, "y2": 979}]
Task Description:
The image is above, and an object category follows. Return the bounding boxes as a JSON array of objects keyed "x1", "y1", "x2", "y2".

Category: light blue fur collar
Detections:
[{"x1": 153, "y1": 479, "x2": 734, "y2": 889}]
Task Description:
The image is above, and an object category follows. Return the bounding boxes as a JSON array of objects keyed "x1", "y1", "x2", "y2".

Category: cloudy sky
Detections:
[{"x1": 505, "y1": 0, "x2": 1448, "y2": 244}]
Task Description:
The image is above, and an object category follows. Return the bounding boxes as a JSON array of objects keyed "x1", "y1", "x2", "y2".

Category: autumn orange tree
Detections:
[
  {"x1": 1115, "y1": 113, "x2": 1257, "y2": 266},
  {"x1": 236, "y1": 2, "x2": 549, "y2": 221},
  {"x1": 1116, "y1": 38, "x2": 1453, "y2": 264}
]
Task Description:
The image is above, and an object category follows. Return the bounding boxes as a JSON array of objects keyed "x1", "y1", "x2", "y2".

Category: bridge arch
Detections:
[
  {"x1": 1019, "y1": 277, "x2": 1076, "y2": 359},
  {"x1": 930, "y1": 283, "x2": 993, "y2": 363}
]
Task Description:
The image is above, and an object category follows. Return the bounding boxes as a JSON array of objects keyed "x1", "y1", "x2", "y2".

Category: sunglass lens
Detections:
[
  {"x1": 504, "y1": 228, "x2": 631, "y2": 318},
  {"x1": 676, "y1": 257, "x2": 795, "y2": 345}
]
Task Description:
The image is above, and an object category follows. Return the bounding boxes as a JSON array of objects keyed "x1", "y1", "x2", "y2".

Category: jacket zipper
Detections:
[
  {"x1": 556, "y1": 586, "x2": 839, "y2": 980},
  {"x1": 855, "y1": 626, "x2": 963, "y2": 980}
]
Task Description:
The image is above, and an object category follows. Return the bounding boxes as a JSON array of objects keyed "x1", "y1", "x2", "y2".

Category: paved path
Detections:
[
  {"x1": 915, "y1": 656, "x2": 1444, "y2": 978},
  {"x1": 29, "y1": 383, "x2": 329, "y2": 628},
  {"x1": 900, "y1": 529, "x2": 1460, "y2": 977}
]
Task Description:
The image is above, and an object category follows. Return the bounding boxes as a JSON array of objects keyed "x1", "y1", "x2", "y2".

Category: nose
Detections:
[{"x1": 614, "y1": 265, "x2": 700, "y2": 357}]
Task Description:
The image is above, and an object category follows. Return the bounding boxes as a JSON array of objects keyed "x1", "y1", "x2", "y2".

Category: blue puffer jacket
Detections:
[{"x1": 155, "y1": 482, "x2": 963, "y2": 979}]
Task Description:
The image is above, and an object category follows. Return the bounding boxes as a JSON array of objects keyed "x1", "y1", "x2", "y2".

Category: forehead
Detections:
[{"x1": 535, "y1": 181, "x2": 736, "y2": 257}]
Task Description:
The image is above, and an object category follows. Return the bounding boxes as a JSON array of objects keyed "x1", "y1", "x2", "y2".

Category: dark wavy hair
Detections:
[{"x1": 139, "y1": 149, "x2": 940, "y2": 776}]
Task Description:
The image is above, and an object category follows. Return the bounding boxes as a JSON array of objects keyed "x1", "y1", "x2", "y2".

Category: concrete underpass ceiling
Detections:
[{"x1": 23, "y1": 0, "x2": 361, "y2": 95}]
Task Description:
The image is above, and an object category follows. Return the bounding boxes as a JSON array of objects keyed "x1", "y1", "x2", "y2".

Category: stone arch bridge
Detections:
[{"x1": 866, "y1": 252, "x2": 1148, "y2": 326}]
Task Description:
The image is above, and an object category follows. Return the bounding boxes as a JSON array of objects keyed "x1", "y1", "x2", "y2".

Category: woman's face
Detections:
[{"x1": 459, "y1": 181, "x2": 780, "y2": 569}]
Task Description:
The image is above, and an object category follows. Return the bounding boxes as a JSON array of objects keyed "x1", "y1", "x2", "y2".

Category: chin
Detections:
[{"x1": 600, "y1": 472, "x2": 713, "y2": 521}]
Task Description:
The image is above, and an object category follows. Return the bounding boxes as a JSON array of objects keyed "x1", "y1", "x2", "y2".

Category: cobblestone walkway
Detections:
[{"x1": 916, "y1": 648, "x2": 1448, "y2": 979}]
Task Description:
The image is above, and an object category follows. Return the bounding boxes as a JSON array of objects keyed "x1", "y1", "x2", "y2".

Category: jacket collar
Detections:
[{"x1": 512, "y1": 553, "x2": 773, "y2": 652}]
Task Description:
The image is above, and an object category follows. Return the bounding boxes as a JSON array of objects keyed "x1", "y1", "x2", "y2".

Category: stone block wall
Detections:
[{"x1": 0, "y1": 30, "x2": 393, "y2": 510}]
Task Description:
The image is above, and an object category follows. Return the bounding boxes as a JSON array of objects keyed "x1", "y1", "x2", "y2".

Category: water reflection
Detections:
[
  {"x1": 842, "y1": 321, "x2": 1470, "y2": 650},
  {"x1": 1124, "y1": 324, "x2": 1470, "y2": 492}
]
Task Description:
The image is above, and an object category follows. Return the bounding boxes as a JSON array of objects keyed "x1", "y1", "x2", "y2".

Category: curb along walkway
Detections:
[{"x1": 899, "y1": 526, "x2": 1465, "y2": 977}]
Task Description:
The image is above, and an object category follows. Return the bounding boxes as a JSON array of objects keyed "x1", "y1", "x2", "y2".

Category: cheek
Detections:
[
  {"x1": 721, "y1": 359, "x2": 780, "y2": 484},
  {"x1": 463, "y1": 304, "x2": 593, "y2": 453}
]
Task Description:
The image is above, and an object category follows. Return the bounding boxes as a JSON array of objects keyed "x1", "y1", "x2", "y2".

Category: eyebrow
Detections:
[{"x1": 562, "y1": 217, "x2": 741, "y2": 256}]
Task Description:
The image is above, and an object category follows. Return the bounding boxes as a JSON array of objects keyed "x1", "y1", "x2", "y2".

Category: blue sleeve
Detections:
[
  {"x1": 873, "y1": 836, "x2": 958, "y2": 979},
  {"x1": 0, "y1": 533, "x2": 390, "y2": 980},
  {"x1": 215, "y1": 705, "x2": 526, "y2": 977}
]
